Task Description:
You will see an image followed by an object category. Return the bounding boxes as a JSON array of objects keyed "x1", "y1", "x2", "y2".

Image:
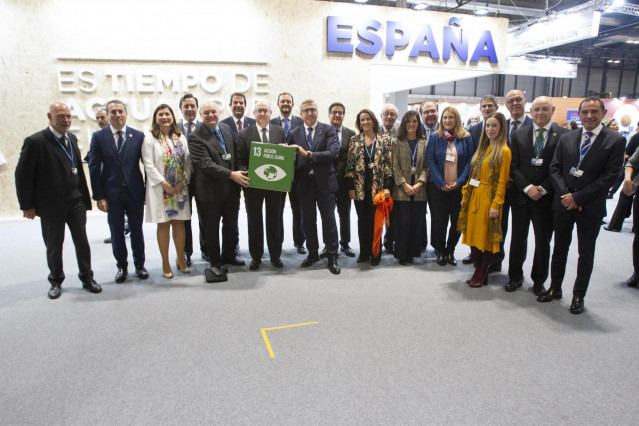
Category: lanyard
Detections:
[
  {"x1": 365, "y1": 137, "x2": 376, "y2": 163},
  {"x1": 578, "y1": 132, "x2": 594, "y2": 167},
  {"x1": 474, "y1": 146, "x2": 492, "y2": 179},
  {"x1": 209, "y1": 127, "x2": 227, "y2": 154},
  {"x1": 53, "y1": 134, "x2": 74, "y2": 165},
  {"x1": 407, "y1": 139, "x2": 418, "y2": 166},
  {"x1": 534, "y1": 128, "x2": 550, "y2": 159}
]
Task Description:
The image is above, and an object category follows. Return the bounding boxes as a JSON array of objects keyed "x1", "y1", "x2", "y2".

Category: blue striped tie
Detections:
[{"x1": 581, "y1": 131, "x2": 594, "y2": 159}]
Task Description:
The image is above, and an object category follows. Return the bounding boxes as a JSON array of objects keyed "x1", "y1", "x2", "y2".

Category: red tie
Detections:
[{"x1": 237, "y1": 120, "x2": 242, "y2": 131}]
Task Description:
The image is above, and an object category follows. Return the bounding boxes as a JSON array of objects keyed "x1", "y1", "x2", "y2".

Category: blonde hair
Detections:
[
  {"x1": 471, "y1": 112, "x2": 508, "y2": 170},
  {"x1": 436, "y1": 106, "x2": 469, "y2": 138}
]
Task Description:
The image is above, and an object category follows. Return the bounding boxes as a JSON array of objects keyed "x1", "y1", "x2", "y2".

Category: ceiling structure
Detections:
[{"x1": 319, "y1": 0, "x2": 639, "y2": 69}]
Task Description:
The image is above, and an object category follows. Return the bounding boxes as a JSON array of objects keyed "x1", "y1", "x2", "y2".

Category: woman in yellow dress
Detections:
[{"x1": 458, "y1": 112, "x2": 511, "y2": 287}]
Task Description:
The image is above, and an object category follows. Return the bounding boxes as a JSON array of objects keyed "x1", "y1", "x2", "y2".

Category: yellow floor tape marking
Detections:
[{"x1": 260, "y1": 321, "x2": 319, "y2": 358}]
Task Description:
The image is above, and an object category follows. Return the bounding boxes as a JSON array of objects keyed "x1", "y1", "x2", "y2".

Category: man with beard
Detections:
[{"x1": 220, "y1": 92, "x2": 256, "y2": 140}]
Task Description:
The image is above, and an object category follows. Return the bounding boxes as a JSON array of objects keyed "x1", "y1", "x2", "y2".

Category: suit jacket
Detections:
[
  {"x1": 88, "y1": 125, "x2": 146, "y2": 203},
  {"x1": 177, "y1": 120, "x2": 200, "y2": 136},
  {"x1": 392, "y1": 136, "x2": 428, "y2": 202},
  {"x1": 549, "y1": 125, "x2": 625, "y2": 217},
  {"x1": 510, "y1": 123, "x2": 569, "y2": 205},
  {"x1": 507, "y1": 116, "x2": 533, "y2": 146},
  {"x1": 469, "y1": 122, "x2": 483, "y2": 152},
  {"x1": 288, "y1": 121, "x2": 339, "y2": 195},
  {"x1": 15, "y1": 128, "x2": 91, "y2": 218},
  {"x1": 236, "y1": 124, "x2": 287, "y2": 172},
  {"x1": 270, "y1": 115, "x2": 304, "y2": 142},
  {"x1": 426, "y1": 132, "x2": 473, "y2": 189},
  {"x1": 344, "y1": 133, "x2": 393, "y2": 201},
  {"x1": 188, "y1": 122, "x2": 237, "y2": 204},
  {"x1": 220, "y1": 116, "x2": 256, "y2": 141},
  {"x1": 335, "y1": 126, "x2": 357, "y2": 190}
]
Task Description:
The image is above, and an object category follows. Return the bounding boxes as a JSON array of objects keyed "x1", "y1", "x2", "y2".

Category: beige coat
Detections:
[{"x1": 391, "y1": 137, "x2": 428, "y2": 202}]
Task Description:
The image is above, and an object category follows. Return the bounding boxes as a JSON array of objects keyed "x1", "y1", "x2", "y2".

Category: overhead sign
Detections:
[
  {"x1": 502, "y1": 56, "x2": 578, "y2": 79},
  {"x1": 507, "y1": 11, "x2": 600, "y2": 56}
]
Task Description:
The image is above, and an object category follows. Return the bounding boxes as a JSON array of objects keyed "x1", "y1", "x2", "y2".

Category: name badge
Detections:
[
  {"x1": 469, "y1": 178, "x2": 480, "y2": 187},
  {"x1": 71, "y1": 167, "x2": 78, "y2": 175},
  {"x1": 446, "y1": 155, "x2": 455, "y2": 162},
  {"x1": 223, "y1": 153, "x2": 231, "y2": 161},
  {"x1": 368, "y1": 163, "x2": 374, "y2": 169},
  {"x1": 410, "y1": 166, "x2": 416, "y2": 174},
  {"x1": 531, "y1": 158, "x2": 543, "y2": 166},
  {"x1": 569, "y1": 167, "x2": 584, "y2": 178}
]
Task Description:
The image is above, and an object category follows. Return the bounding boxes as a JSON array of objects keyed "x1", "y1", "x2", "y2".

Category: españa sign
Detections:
[{"x1": 248, "y1": 142, "x2": 296, "y2": 192}]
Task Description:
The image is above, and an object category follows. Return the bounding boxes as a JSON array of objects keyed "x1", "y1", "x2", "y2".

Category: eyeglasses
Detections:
[
  {"x1": 301, "y1": 108, "x2": 317, "y2": 114},
  {"x1": 382, "y1": 112, "x2": 397, "y2": 118},
  {"x1": 254, "y1": 109, "x2": 270, "y2": 115},
  {"x1": 506, "y1": 97, "x2": 524, "y2": 105},
  {"x1": 330, "y1": 110, "x2": 344, "y2": 116}
]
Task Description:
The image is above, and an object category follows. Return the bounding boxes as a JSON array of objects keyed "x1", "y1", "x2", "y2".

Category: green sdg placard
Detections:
[{"x1": 248, "y1": 142, "x2": 296, "y2": 192}]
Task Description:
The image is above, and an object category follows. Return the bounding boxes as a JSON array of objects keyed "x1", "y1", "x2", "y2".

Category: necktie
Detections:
[
  {"x1": 306, "y1": 127, "x2": 313, "y2": 149},
  {"x1": 284, "y1": 118, "x2": 290, "y2": 137},
  {"x1": 581, "y1": 131, "x2": 594, "y2": 159},
  {"x1": 185, "y1": 122, "x2": 192, "y2": 139},
  {"x1": 262, "y1": 128, "x2": 269, "y2": 144},
  {"x1": 61, "y1": 134, "x2": 69, "y2": 151},
  {"x1": 215, "y1": 128, "x2": 227, "y2": 151},
  {"x1": 116, "y1": 130, "x2": 123, "y2": 151},
  {"x1": 535, "y1": 128, "x2": 545, "y2": 156},
  {"x1": 237, "y1": 120, "x2": 242, "y2": 131},
  {"x1": 512, "y1": 120, "x2": 520, "y2": 132}
]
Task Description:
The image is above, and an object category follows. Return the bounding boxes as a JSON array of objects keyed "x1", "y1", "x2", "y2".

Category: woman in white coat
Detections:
[{"x1": 142, "y1": 104, "x2": 191, "y2": 278}]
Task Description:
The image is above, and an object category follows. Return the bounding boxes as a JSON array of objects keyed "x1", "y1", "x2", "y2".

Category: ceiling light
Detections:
[
  {"x1": 607, "y1": 59, "x2": 614, "y2": 63},
  {"x1": 474, "y1": 8, "x2": 489, "y2": 15},
  {"x1": 354, "y1": 0, "x2": 368, "y2": 3},
  {"x1": 614, "y1": 60, "x2": 621, "y2": 63},
  {"x1": 413, "y1": 3, "x2": 428, "y2": 10}
]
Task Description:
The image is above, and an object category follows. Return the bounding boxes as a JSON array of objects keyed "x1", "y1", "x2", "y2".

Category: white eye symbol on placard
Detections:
[{"x1": 255, "y1": 164, "x2": 286, "y2": 181}]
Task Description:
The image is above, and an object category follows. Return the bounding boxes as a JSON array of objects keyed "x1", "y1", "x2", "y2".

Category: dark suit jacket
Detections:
[
  {"x1": 469, "y1": 122, "x2": 483, "y2": 152},
  {"x1": 510, "y1": 123, "x2": 569, "y2": 205},
  {"x1": 288, "y1": 121, "x2": 339, "y2": 195},
  {"x1": 220, "y1": 116, "x2": 256, "y2": 141},
  {"x1": 188, "y1": 122, "x2": 237, "y2": 204},
  {"x1": 15, "y1": 128, "x2": 91, "y2": 218},
  {"x1": 507, "y1": 116, "x2": 533, "y2": 146},
  {"x1": 88, "y1": 125, "x2": 146, "y2": 203},
  {"x1": 177, "y1": 120, "x2": 200, "y2": 135},
  {"x1": 270, "y1": 115, "x2": 304, "y2": 142},
  {"x1": 236, "y1": 125, "x2": 287, "y2": 172},
  {"x1": 550, "y1": 125, "x2": 625, "y2": 217},
  {"x1": 335, "y1": 126, "x2": 356, "y2": 190}
]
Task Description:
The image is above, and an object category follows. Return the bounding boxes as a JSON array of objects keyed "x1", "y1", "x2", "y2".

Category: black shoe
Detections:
[
  {"x1": 537, "y1": 287, "x2": 563, "y2": 302},
  {"x1": 398, "y1": 259, "x2": 408, "y2": 265},
  {"x1": 124, "y1": 225, "x2": 131, "y2": 236},
  {"x1": 407, "y1": 257, "x2": 414, "y2": 264},
  {"x1": 356, "y1": 255, "x2": 370, "y2": 263},
  {"x1": 532, "y1": 282, "x2": 547, "y2": 296},
  {"x1": 569, "y1": 296, "x2": 585, "y2": 314},
  {"x1": 603, "y1": 226, "x2": 620, "y2": 232},
  {"x1": 462, "y1": 253, "x2": 473, "y2": 265},
  {"x1": 249, "y1": 259, "x2": 261, "y2": 271},
  {"x1": 340, "y1": 245, "x2": 355, "y2": 257},
  {"x1": 295, "y1": 244, "x2": 306, "y2": 255},
  {"x1": 436, "y1": 252, "x2": 447, "y2": 266},
  {"x1": 488, "y1": 263, "x2": 502, "y2": 273},
  {"x1": 103, "y1": 237, "x2": 111, "y2": 244},
  {"x1": 48, "y1": 284, "x2": 62, "y2": 299},
  {"x1": 446, "y1": 253, "x2": 457, "y2": 266},
  {"x1": 222, "y1": 258, "x2": 245, "y2": 266},
  {"x1": 505, "y1": 278, "x2": 523, "y2": 292},
  {"x1": 201, "y1": 252, "x2": 210, "y2": 262},
  {"x1": 328, "y1": 259, "x2": 341, "y2": 275},
  {"x1": 627, "y1": 273, "x2": 639, "y2": 287},
  {"x1": 184, "y1": 254, "x2": 192, "y2": 267},
  {"x1": 271, "y1": 258, "x2": 284, "y2": 268},
  {"x1": 135, "y1": 265, "x2": 149, "y2": 279},
  {"x1": 384, "y1": 244, "x2": 394, "y2": 255},
  {"x1": 371, "y1": 255, "x2": 381, "y2": 266},
  {"x1": 301, "y1": 254, "x2": 320, "y2": 267},
  {"x1": 115, "y1": 268, "x2": 128, "y2": 283},
  {"x1": 319, "y1": 248, "x2": 327, "y2": 259},
  {"x1": 82, "y1": 279, "x2": 102, "y2": 293}
]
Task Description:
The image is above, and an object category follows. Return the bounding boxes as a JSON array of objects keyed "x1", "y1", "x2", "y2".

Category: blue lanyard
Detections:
[
  {"x1": 474, "y1": 146, "x2": 492, "y2": 179},
  {"x1": 578, "y1": 132, "x2": 594, "y2": 167},
  {"x1": 209, "y1": 126, "x2": 227, "y2": 154},
  {"x1": 53, "y1": 134, "x2": 74, "y2": 165},
  {"x1": 365, "y1": 138, "x2": 376, "y2": 163},
  {"x1": 407, "y1": 139, "x2": 418, "y2": 166}
]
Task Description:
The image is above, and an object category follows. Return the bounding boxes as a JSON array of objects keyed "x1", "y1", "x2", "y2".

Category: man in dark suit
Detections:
[
  {"x1": 270, "y1": 92, "x2": 306, "y2": 254},
  {"x1": 188, "y1": 100, "x2": 248, "y2": 277},
  {"x1": 288, "y1": 99, "x2": 341, "y2": 275},
  {"x1": 326, "y1": 102, "x2": 356, "y2": 257},
  {"x1": 506, "y1": 96, "x2": 569, "y2": 296},
  {"x1": 89, "y1": 99, "x2": 148, "y2": 283},
  {"x1": 540, "y1": 97, "x2": 625, "y2": 314},
  {"x1": 236, "y1": 100, "x2": 286, "y2": 270},
  {"x1": 420, "y1": 101, "x2": 439, "y2": 252},
  {"x1": 220, "y1": 92, "x2": 256, "y2": 141},
  {"x1": 177, "y1": 93, "x2": 202, "y2": 266},
  {"x1": 16, "y1": 102, "x2": 101, "y2": 299},
  {"x1": 489, "y1": 89, "x2": 534, "y2": 273}
]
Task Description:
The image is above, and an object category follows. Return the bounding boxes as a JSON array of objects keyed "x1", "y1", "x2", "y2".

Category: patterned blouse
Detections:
[{"x1": 344, "y1": 132, "x2": 393, "y2": 201}]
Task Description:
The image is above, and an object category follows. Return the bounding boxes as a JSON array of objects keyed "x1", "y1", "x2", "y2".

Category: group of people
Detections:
[{"x1": 15, "y1": 90, "x2": 627, "y2": 315}]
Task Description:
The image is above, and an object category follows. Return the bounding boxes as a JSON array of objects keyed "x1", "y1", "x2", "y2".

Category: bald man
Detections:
[{"x1": 15, "y1": 102, "x2": 101, "y2": 299}]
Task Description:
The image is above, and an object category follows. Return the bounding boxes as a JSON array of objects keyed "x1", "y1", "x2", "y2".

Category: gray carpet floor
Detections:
[{"x1": 1, "y1": 196, "x2": 638, "y2": 425}]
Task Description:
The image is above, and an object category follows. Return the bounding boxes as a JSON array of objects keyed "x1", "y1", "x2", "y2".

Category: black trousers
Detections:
[
  {"x1": 550, "y1": 210, "x2": 602, "y2": 297},
  {"x1": 508, "y1": 197, "x2": 553, "y2": 284},
  {"x1": 633, "y1": 195, "x2": 639, "y2": 272},
  {"x1": 394, "y1": 200, "x2": 425, "y2": 261},
  {"x1": 184, "y1": 181, "x2": 207, "y2": 257},
  {"x1": 383, "y1": 209, "x2": 395, "y2": 250},
  {"x1": 335, "y1": 186, "x2": 352, "y2": 247},
  {"x1": 354, "y1": 194, "x2": 377, "y2": 260},
  {"x1": 280, "y1": 186, "x2": 305, "y2": 247},
  {"x1": 492, "y1": 187, "x2": 514, "y2": 266},
  {"x1": 298, "y1": 183, "x2": 338, "y2": 260},
  {"x1": 428, "y1": 183, "x2": 462, "y2": 255},
  {"x1": 245, "y1": 188, "x2": 283, "y2": 262},
  {"x1": 608, "y1": 191, "x2": 634, "y2": 231},
  {"x1": 40, "y1": 198, "x2": 92, "y2": 286},
  {"x1": 201, "y1": 193, "x2": 239, "y2": 267}
]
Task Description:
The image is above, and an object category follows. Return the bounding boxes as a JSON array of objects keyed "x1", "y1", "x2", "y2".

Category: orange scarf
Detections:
[{"x1": 372, "y1": 193, "x2": 393, "y2": 257}]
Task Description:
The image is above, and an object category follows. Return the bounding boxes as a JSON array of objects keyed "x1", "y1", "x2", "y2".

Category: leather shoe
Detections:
[
  {"x1": 115, "y1": 268, "x2": 128, "y2": 283},
  {"x1": 488, "y1": 263, "x2": 501, "y2": 273},
  {"x1": 301, "y1": 254, "x2": 320, "y2": 267},
  {"x1": 537, "y1": 287, "x2": 562, "y2": 302},
  {"x1": 249, "y1": 259, "x2": 261, "y2": 270},
  {"x1": 295, "y1": 244, "x2": 306, "y2": 255},
  {"x1": 569, "y1": 296, "x2": 585, "y2": 314},
  {"x1": 48, "y1": 284, "x2": 61, "y2": 299},
  {"x1": 603, "y1": 226, "x2": 620, "y2": 232},
  {"x1": 184, "y1": 253, "x2": 192, "y2": 267},
  {"x1": 446, "y1": 253, "x2": 457, "y2": 266},
  {"x1": 627, "y1": 272, "x2": 639, "y2": 287},
  {"x1": 271, "y1": 258, "x2": 284, "y2": 268},
  {"x1": 319, "y1": 248, "x2": 327, "y2": 259},
  {"x1": 201, "y1": 252, "x2": 210, "y2": 262},
  {"x1": 103, "y1": 237, "x2": 111, "y2": 244},
  {"x1": 222, "y1": 258, "x2": 245, "y2": 266},
  {"x1": 82, "y1": 279, "x2": 102, "y2": 294},
  {"x1": 384, "y1": 244, "x2": 394, "y2": 255},
  {"x1": 328, "y1": 259, "x2": 341, "y2": 275},
  {"x1": 532, "y1": 282, "x2": 547, "y2": 296},
  {"x1": 135, "y1": 265, "x2": 149, "y2": 279},
  {"x1": 214, "y1": 263, "x2": 229, "y2": 273},
  {"x1": 340, "y1": 245, "x2": 355, "y2": 257},
  {"x1": 356, "y1": 255, "x2": 370, "y2": 263},
  {"x1": 436, "y1": 252, "x2": 447, "y2": 266},
  {"x1": 505, "y1": 278, "x2": 523, "y2": 292},
  {"x1": 462, "y1": 253, "x2": 473, "y2": 264},
  {"x1": 469, "y1": 277, "x2": 487, "y2": 288}
]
